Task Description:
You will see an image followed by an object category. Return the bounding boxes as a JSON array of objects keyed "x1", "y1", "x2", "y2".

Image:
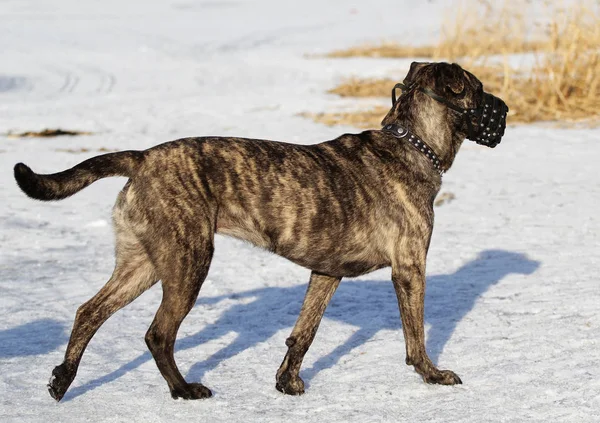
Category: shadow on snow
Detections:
[
  {"x1": 0, "y1": 319, "x2": 67, "y2": 358},
  {"x1": 62, "y1": 249, "x2": 539, "y2": 400}
]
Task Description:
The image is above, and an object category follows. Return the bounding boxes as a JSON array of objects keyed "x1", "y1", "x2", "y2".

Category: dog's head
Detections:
[{"x1": 382, "y1": 62, "x2": 509, "y2": 148}]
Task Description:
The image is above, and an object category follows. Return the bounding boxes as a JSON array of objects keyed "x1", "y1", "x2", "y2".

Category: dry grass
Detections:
[
  {"x1": 329, "y1": 78, "x2": 396, "y2": 98},
  {"x1": 301, "y1": 107, "x2": 389, "y2": 129},
  {"x1": 328, "y1": 1, "x2": 545, "y2": 60},
  {"x1": 6, "y1": 128, "x2": 94, "y2": 138},
  {"x1": 55, "y1": 147, "x2": 115, "y2": 154},
  {"x1": 312, "y1": 1, "x2": 600, "y2": 128}
]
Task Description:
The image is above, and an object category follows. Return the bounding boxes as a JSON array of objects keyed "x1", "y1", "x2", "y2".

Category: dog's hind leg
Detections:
[
  {"x1": 48, "y1": 216, "x2": 158, "y2": 401},
  {"x1": 144, "y1": 234, "x2": 214, "y2": 400},
  {"x1": 276, "y1": 271, "x2": 341, "y2": 395}
]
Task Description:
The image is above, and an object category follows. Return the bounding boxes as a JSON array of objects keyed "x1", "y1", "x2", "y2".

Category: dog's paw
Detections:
[
  {"x1": 422, "y1": 369, "x2": 462, "y2": 385},
  {"x1": 170, "y1": 383, "x2": 213, "y2": 400},
  {"x1": 275, "y1": 372, "x2": 305, "y2": 395},
  {"x1": 47, "y1": 363, "x2": 76, "y2": 402}
]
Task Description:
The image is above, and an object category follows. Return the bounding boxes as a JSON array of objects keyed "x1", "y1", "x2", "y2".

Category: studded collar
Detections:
[{"x1": 381, "y1": 124, "x2": 444, "y2": 176}]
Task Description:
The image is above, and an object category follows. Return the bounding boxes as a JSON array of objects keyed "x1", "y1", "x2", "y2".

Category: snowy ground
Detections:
[{"x1": 1, "y1": 0, "x2": 599, "y2": 422}]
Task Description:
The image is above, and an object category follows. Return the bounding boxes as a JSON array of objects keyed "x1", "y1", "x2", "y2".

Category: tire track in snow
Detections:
[
  {"x1": 54, "y1": 68, "x2": 79, "y2": 93},
  {"x1": 46, "y1": 64, "x2": 117, "y2": 96},
  {"x1": 77, "y1": 64, "x2": 117, "y2": 93}
]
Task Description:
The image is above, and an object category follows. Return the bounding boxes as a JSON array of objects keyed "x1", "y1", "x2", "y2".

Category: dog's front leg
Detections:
[
  {"x1": 276, "y1": 271, "x2": 341, "y2": 395},
  {"x1": 392, "y1": 257, "x2": 462, "y2": 385}
]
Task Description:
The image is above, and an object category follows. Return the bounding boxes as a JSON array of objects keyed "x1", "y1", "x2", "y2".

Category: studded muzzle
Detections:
[
  {"x1": 391, "y1": 83, "x2": 509, "y2": 148},
  {"x1": 462, "y1": 92, "x2": 508, "y2": 148}
]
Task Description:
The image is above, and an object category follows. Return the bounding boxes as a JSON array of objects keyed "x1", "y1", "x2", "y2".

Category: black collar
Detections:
[{"x1": 381, "y1": 123, "x2": 444, "y2": 176}]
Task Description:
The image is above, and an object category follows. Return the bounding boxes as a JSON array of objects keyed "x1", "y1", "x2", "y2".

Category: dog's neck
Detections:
[{"x1": 384, "y1": 98, "x2": 466, "y2": 172}]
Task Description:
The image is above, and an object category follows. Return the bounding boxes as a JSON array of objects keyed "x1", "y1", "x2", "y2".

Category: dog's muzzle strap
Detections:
[
  {"x1": 382, "y1": 124, "x2": 444, "y2": 176},
  {"x1": 393, "y1": 83, "x2": 465, "y2": 115}
]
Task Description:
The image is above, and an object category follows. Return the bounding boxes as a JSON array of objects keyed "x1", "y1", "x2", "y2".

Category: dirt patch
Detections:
[{"x1": 434, "y1": 192, "x2": 456, "y2": 207}]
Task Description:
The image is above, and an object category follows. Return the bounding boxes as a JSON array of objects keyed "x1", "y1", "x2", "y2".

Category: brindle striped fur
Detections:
[{"x1": 13, "y1": 62, "x2": 492, "y2": 401}]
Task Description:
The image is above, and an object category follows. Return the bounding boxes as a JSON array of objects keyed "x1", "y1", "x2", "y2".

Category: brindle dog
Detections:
[{"x1": 13, "y1": 62, "x2": 507, "y2": 401}]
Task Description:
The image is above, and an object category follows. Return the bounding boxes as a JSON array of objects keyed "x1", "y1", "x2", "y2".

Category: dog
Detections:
[{"x1": 13, "y1": 62, "x2": 508, "y2": 401}]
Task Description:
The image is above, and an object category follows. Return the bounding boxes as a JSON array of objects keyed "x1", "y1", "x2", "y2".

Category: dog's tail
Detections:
[{"x1": 14, "y1": 150, "x2": 145, "y2": 201}]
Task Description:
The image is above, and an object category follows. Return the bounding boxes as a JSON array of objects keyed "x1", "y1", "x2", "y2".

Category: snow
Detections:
[{"x1": 1, "y1": 0, "x2": 599, "y2": 422}]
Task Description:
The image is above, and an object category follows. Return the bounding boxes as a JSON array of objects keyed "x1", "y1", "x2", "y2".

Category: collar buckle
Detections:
[
  {"x1": 382, "y1": 124, "x2": 444, "y2": 176},
  {"x1": 383, "y1": 124, "x2": 409, "y2": 138}
]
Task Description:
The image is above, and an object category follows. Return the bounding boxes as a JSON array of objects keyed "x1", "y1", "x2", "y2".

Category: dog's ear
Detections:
[
  {"x1": 441, "y1": 63, "x2": 465, "y2": 96},
  {"x1": 404, "y1": 61, "x2": 429, "y2": 84}
]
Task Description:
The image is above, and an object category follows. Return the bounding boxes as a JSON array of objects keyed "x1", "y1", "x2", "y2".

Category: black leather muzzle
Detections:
[
  {"x1": 464, "y1": 92, "x2": 508, "y2": 148},
  {"x1": 391, "y1": 83, "x2": 509, "y2": 148}
]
